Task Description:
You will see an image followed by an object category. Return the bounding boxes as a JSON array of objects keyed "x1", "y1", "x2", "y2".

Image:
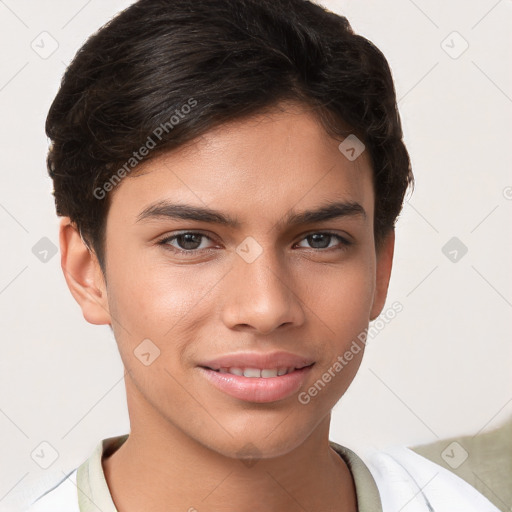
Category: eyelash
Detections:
[{"x1": 157, "y1": 231, "x2": 352, "y2": 256}]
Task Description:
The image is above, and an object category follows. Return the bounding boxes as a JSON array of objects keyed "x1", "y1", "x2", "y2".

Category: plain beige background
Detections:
[{"x1": 0, "y1": 0, "x2": 510, "y2": 510}]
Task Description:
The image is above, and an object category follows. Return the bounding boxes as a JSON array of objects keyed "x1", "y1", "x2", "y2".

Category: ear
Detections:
[
  {"x1": 59, "y1": 217, "x2": 111, "y2": 325},
  {"x1": 370, "y1": 230, "x2": 395, "y2": 321}
]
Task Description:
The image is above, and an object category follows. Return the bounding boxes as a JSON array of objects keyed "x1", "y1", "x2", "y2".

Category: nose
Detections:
[{"x1": 220, "y1": 247, "x2": 306, "y2": 335}]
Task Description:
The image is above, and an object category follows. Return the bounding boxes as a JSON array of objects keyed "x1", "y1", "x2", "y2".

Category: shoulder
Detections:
[
  {"x1": 364, "y1": 444, "x2": 502, "y2": 512},
  {"x1": 22, "y1": 469, "x2": 79, "y2": 512}
]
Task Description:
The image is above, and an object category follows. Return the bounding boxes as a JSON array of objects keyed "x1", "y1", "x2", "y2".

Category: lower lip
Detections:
[{"x1": 199, "y1": 366, "x2": 314, "y2": 403}]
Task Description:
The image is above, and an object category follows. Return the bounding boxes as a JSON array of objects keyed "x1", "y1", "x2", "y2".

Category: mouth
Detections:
[{"x1": 198, "y1": 359, "x2": 315, "y2": 403}]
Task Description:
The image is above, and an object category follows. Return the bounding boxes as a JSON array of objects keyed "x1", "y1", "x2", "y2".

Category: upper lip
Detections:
[{"x1": 200, "y1": 351, "x2": 315, "y2": 370}]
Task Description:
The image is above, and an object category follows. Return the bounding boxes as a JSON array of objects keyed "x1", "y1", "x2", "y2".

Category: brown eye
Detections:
[
  {"x1": 172, "y1": 233, "x2": 203, "y2": 250},
  {"x1": 158, "y1": 232, "x2": 215, "y2": 254}
]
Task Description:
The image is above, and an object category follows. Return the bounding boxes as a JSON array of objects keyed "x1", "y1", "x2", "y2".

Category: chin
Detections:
[{"x1": 199, "y1": 423, "x2": 317, "y2": 463}]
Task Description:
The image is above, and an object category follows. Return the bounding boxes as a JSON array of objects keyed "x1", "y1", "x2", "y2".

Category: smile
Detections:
[
  {"x1": 199, "y1": 363, "x2": 315, "y2": 403},
  {"x1": 211, "y1": 366, "x2": 306, "y2": 378}
]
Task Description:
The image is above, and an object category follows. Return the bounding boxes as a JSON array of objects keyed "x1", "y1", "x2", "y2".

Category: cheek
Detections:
[
  {"x1": 106, "y1": 255, "x2": 227, "y2": 352},
  {"x1": 297, "y1": 263, "x2": 374, "y2": 408},
  {"x1": 303, "y1": 255, "x2": 375, "y2": 386},
  {"x1": 305, "y1": 256, "x2": 376, "y2": 333}
]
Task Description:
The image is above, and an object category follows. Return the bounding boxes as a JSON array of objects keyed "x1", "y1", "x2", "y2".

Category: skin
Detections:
[{"x1": 60, "y1": 101, "x2": 394, "y2": 512}]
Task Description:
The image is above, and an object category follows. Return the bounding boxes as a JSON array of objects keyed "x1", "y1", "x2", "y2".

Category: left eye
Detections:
[{"x1": 295, "y1": 232, "x2": 350, "y2": 250}]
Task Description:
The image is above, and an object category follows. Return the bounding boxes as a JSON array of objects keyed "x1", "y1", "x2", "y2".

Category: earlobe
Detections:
[
  {"x1": 59, "y1": 217, "x2": 111, "y2": 325},
  {"x1": 369, "y1": 230, "x2": 395, "y2": 321}
]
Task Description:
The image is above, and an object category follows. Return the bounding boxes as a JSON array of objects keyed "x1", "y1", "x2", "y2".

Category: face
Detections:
[{"x1": 64, "y1": 102, "x2": 393, "y2": 459}]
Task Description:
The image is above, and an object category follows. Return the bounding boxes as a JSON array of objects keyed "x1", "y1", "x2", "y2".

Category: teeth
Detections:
[
  {"x1": 243, "y1": 368, "x2": 261, "y2": 378},
  {"x1": 214, "y1": 367, "x2": 296, "y2": 377}
]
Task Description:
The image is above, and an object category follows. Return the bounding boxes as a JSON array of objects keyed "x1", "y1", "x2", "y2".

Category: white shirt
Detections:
[{"x1": 20, "y1": 435, "x2": 501, "y2": 512}]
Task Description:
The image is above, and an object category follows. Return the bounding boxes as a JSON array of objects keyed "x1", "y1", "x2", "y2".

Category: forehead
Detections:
[{"x1": 108, "y1": 105, "x2": 374, "y2": 227}]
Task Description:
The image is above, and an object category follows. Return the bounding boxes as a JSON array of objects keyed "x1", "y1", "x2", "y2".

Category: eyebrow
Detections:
[{"x1": 136, "y1": 199, "x2": 366, "y2": 228}]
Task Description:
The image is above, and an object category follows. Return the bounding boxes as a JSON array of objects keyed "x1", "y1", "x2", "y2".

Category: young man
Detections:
[{"x1": 23, "y1": 0, "x2": 501, "y2": 510}]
